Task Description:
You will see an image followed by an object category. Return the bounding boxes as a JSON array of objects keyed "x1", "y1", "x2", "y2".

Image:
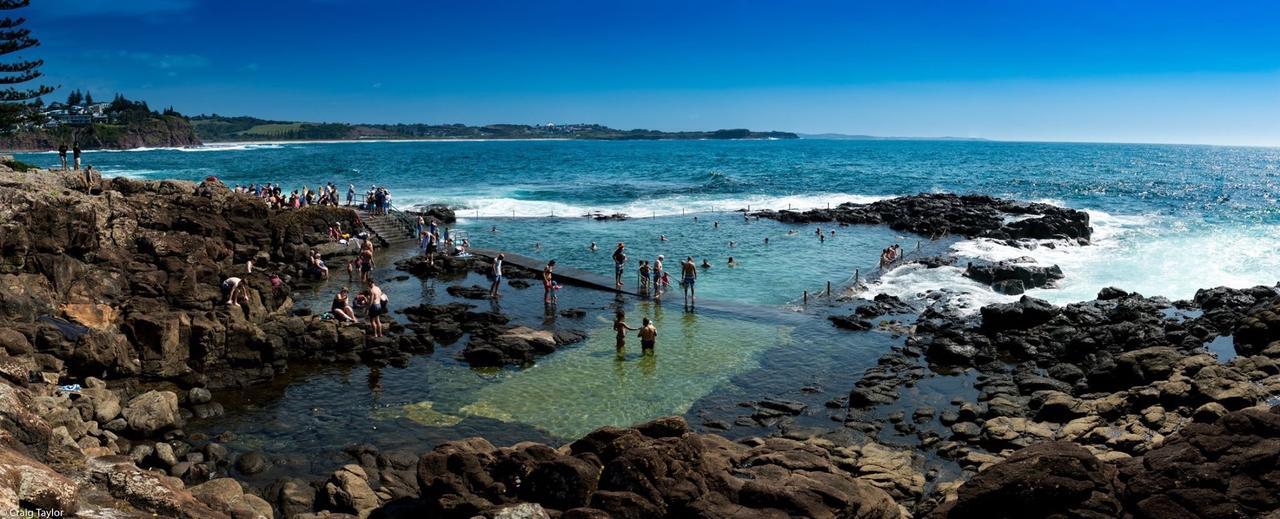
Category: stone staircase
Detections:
[{"x1": 358, "y1": 209, "x2": 416, "y2": 246}]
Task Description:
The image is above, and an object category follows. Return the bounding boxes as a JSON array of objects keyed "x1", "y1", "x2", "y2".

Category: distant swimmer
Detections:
[
  {"x1": 764, "y1": 237, "x2": 770, "y2": 245},
  {"x1": 490, "y1": 225, "x2": 498, "y2": 233},
  {"x1": 787, "y1": 229, "x2": 798, "y2": 236},
  {"x1": 727, "y1": 256, "x2": 736, "y2": 267},
  {"x1": 701, "y1": 258, "x2": 711, "y2": 269},
  {"x1": 534, "y1": 242, "x2": 541, "y2": 251},
  {"x1": 714, "y1": 221, "x2": 720, "y2": 229},
  {"x1": 820, "y1": 233, "x2": 825, "y2": 243},
  {"x1": 660, "y1": 234, "x2": 668, "y2": 241},
  {"x1": 816, "y1": 226, "x2": 823, "y2": 236},
  {"x1": 728, "y1": 241, "x2": 736, "y2": 248},
  {"x1": 590, "y1": 241, "x2": 598, "y2": 251}
]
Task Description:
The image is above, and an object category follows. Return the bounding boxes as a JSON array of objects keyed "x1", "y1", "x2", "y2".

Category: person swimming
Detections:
[
  {"x1": 590, "y1": 241, "x2": 598, "y2": 251},
  {"x1": 727, "y1": 256, "x2": 736, "y2": 267},
  {"x1": 701, "y1": 258, "x2": 711, "y2": 269}
]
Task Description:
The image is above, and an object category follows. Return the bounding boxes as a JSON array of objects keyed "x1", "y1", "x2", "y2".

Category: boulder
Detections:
[
  {"x1": 320, "y1": 464, "x2": 380, "y2": 519},
  {"x1": 235, "y1": 450, "x2": 270, "y2": 475},
  {"x1": 87, "y1": 455, "x2": 225, "y2": 519},
  {"x1": 980, "y1": 296, "x2": 1059, "y2": 332},
  {"x1": 0, "y1": 446, "x2": 79, "y2": 515},
  {"x1": 122, "y1": 390, "x2": 181, "y2": 435},
  {"x1": 929, "y1": 441, "x2": 1123, "y2": 518}
]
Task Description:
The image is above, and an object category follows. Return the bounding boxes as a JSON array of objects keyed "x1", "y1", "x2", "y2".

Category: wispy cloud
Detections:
[{"x1": 33, "y1": 0, "x2": 195, "y2": 18}]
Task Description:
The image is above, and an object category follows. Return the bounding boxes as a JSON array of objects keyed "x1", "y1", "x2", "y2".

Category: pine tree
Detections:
[
  {"x1": 66, "y1": 88, "x2": 81, "y2": 106},
  {"x1": 84, "y1": 91, "x2": 92, "y2": 105},
  {"x1": 0, "y1": 0, "x2": 54, "y2": 130}
]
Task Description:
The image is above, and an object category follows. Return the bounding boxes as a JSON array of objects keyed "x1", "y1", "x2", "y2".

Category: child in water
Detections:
[{"x1": 613, "y1": 310, "x2": 637, "y2": 352}]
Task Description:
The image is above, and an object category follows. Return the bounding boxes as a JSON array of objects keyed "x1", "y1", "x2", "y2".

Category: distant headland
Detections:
[{"x1": 189, "y1": 115, "x2": 798, "y2": 143}]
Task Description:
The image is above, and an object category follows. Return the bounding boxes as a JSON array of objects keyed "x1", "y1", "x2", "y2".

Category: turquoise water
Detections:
[
  {"x1": 28, "y1": 140, "x2": 1279, "y2": 476},
  {"x1": 17, "y1": 140, "x2": 1280, "y2": 304}
]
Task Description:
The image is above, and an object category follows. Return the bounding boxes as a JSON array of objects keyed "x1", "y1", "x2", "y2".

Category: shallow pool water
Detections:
[{"x1": 190, "y1": 215, "x2": 928, "y2": 480}]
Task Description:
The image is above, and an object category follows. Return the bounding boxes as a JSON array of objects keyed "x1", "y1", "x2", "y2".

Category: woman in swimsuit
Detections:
[{"x1": 331, "y1": 288, "x2": 357, "y2": 322}]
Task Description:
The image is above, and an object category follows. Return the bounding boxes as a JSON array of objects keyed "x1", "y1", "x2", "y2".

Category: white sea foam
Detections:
[
  {"x1": 865, "y1": 207, "x2": 1280, "y2": 311},
  {"x1": 96, "y1": 168, "x2": 163, "y2": 179},
  {"x1": 393, "y1": 192, "x2": 891, "y2": 219}
]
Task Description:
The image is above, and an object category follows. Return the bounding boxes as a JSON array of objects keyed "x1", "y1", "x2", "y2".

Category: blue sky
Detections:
[{"x1": 22, "y1": 0, "x2": 1280, "y2": 145}]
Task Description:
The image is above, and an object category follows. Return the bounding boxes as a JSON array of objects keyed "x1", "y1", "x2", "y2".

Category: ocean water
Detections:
[
  {"x1": 21, "y1": 139, "x2": 1279, "y2": 305},
  {"x1": 20, "y1": 140, "x2": 1280, "y2": 472}
]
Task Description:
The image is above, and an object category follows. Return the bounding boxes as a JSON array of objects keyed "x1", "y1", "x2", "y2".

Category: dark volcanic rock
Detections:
[
  {"x1": 401, "y1": 416, "x2": 901, "y2": 519},
  {"x1": 964, "y1": 261, "x2": 1064, "y2": 294},
  {"x1": 753, "y1": 193, "x2": 1092, "y2": 241},
  {"x1": 1117, "y1": 405, "x2": 1280, "y2": 518},
  {"x1": 446, "y1": 284, "x2": 491, "y2": 300},
  {"x1": 929, "y1": 441, "x2": 1124, "y2": 518},
  {"x1": 980, "y1": 295, "x2": 1060, "y2": 332}
]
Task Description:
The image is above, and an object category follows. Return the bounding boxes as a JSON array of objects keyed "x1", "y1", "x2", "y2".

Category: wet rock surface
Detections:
[{"x1": 752, "y1": 193, "x2": 1092, "y2": 241}]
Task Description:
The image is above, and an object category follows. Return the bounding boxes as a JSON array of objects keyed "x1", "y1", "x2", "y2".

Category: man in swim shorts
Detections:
[
  {"x1": 681, "y1": 256, "x2": 697, "y2": 305},
  {"x1": 638, "y1": 318, "x2": 657, "y2": 352},
  {"x1": 612, "y1": 243, "x2": 627, "y2": 288}
]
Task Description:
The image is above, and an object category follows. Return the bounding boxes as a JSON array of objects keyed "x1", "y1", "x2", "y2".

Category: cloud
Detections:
[
  {"x1": 32, "y1": 0, "x2": 195, "y2": 18},
  {"x1": 84, "y1": 50, "x2": 210, "y2": 70}
]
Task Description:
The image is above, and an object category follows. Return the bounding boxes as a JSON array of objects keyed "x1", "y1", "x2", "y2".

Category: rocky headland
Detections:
[{"x1": 0, "y1": 166, "x2": 1275, "y2": 518}]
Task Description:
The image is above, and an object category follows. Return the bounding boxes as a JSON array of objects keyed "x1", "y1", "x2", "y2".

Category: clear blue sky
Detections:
[{"x1": 24, "y1": 0, "x2": 1280, "y2": 145}]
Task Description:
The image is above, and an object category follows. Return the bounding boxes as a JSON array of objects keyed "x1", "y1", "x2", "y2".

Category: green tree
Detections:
[
  {"x1": 66, "y1": 88, "x2": 80, "y2": 106},
  {"x1": 84, "y1": 90, "x2": 92, "y2": 105},
  {"x1": 0, "y1": 0, "x2": 55, "y2": 130}
]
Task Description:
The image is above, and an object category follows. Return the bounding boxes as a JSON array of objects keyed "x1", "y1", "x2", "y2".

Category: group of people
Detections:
[
  {"x1": 56, "y1": 143, "x2": 82, "y2": 171},
  {"x1": 879, "y1": 244, "x2": 903, "y2": 269},
  {"x1": 232, "y1": 182, "x2": 347, "y2": 210},
  {"x1": 327, "y1": 279, "x2": 390, "y2": 337},
  {"x1": 365, "y1": 186, "x2": 393, "y2": 215},
  {"x1": 609, "y1": 243, "x2": 701, "y2": 306},
  {"x1": 613, "y1": 310, "x2": 658, "y2": 355}
]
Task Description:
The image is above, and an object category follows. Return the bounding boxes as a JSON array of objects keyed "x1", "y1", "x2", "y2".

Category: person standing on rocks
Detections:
[
  {"x1": 58, "y1": 143, "x2": 67, "y2": 170},
  {"x1": 489, "y1": 253, "x2": 504, "y2": 299},
  {"x1": 543, "y1": 259, "x2": 557, "y2": 305},
  {"x1": 612, "y1": 243, "x2": 627, "y2": 289},
  {"x1": 681, "y1": 256, "x2": 698, "y2": 306},
  {"x1": 72, "y1": 143, "x2": 82, "y2": 171},
  {"x1": 347, "y1": 183, "x2": 355, "y2": 206},
  {"x1": 367, "y1": 279, "x2": 387, "y2": 337}
]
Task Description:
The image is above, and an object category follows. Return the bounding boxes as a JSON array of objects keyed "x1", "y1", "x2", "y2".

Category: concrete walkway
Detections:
[{"x1": 469, "y1": 248, "x2": 638, "y2": 296}]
